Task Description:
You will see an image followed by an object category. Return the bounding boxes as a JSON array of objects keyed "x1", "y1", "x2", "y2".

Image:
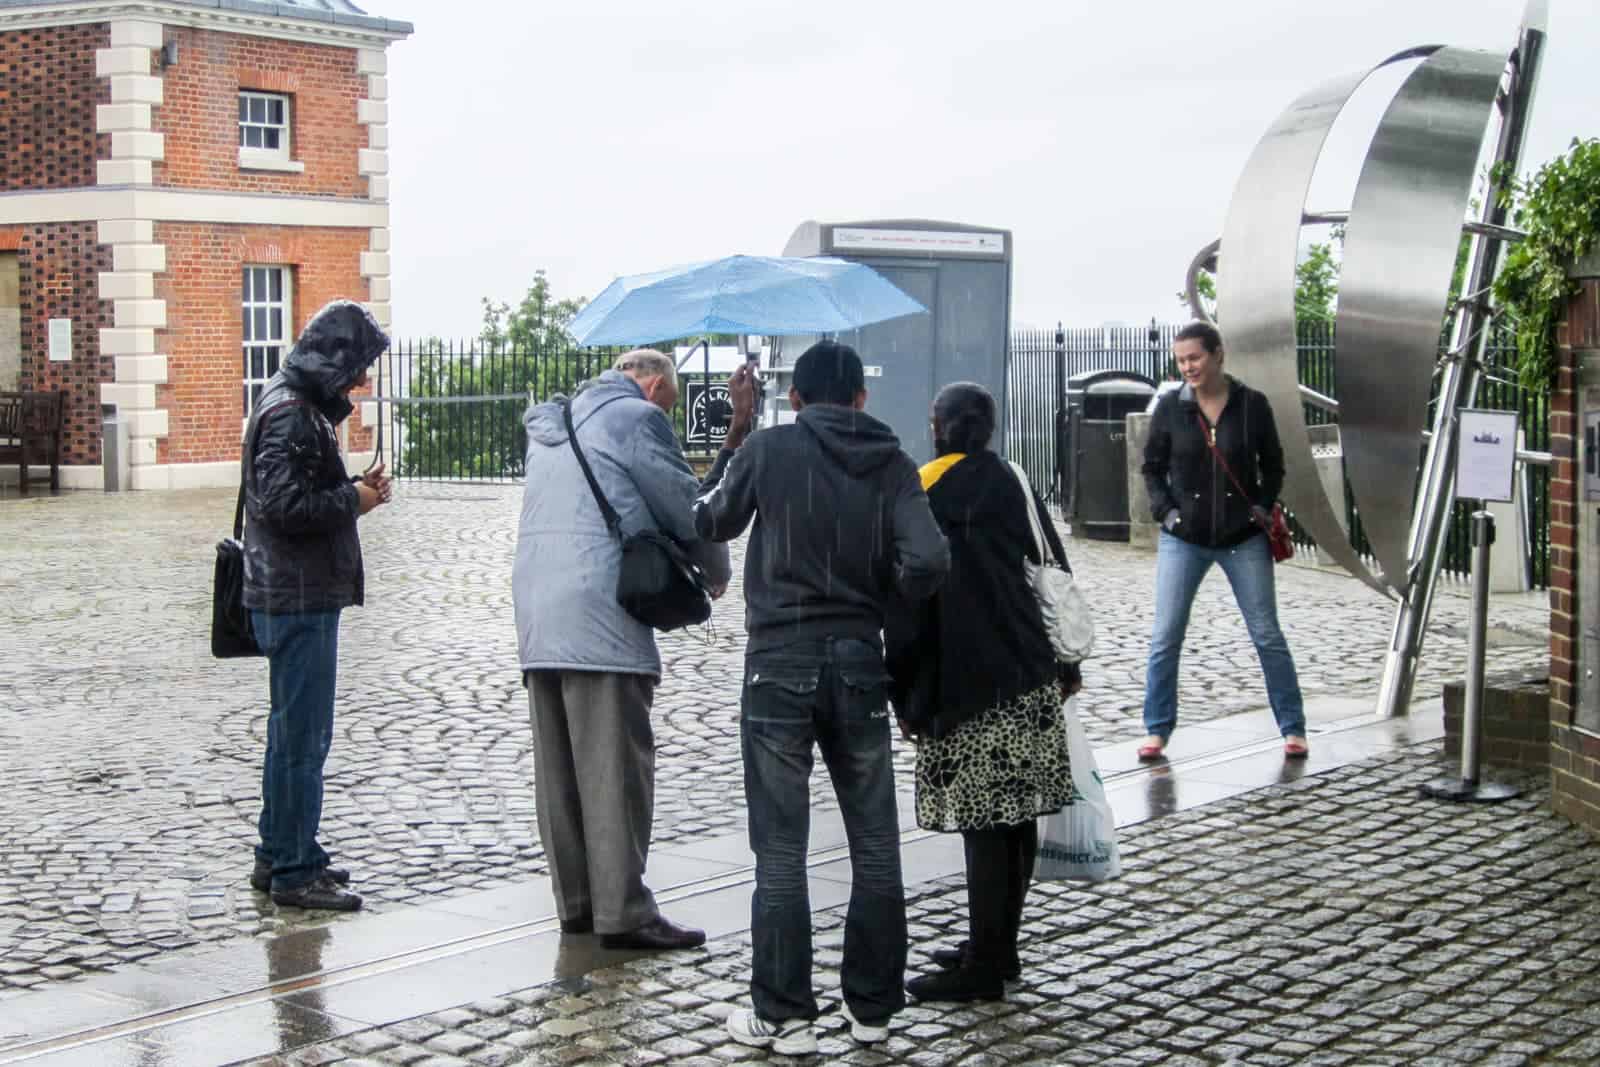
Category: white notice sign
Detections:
[
  {"x1": 831, "y1": 227, "x2": 1005, "y2": 257},
  {"x1": 47, "y1": 318, "x2": 72, "y2": 362},
  {"x1": 1455, "y1": 408, "x2": 1519, "y2": 503}
]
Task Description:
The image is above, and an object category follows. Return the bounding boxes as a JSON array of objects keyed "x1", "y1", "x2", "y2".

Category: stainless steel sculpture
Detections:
[{"x1": 1186, "y1": 1, "x2": 1549, "y2": 716}]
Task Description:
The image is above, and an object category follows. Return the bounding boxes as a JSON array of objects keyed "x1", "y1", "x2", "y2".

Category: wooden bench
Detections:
[{"x1": 0, "y1": 390, "x2": 65, "y2": 494}]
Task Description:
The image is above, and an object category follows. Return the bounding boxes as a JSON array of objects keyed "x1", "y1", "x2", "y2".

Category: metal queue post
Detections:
[{"x1": 1419, "y1": 409, "x2": 1523, "y2": 804}]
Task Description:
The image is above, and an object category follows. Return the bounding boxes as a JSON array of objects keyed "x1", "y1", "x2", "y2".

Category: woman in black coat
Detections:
[{"x1": 886, "y1": 381, "x2": 1082, "y2": 1003}]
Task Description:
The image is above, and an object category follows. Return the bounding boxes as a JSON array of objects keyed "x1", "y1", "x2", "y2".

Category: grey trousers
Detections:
[{"x1": 526, "y1": 670, "x2": 659, "y2": 934}]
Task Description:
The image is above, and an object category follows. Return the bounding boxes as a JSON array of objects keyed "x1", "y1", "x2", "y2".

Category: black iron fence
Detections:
[
  {"x1": 1005, "y1": 320, "x2": 1550, "y2": 588},
  {"x1": 381, "y1": 325, "x2": 1549, "y2": 589}
]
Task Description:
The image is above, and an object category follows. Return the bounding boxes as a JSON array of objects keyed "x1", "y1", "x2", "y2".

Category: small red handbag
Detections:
[{"x1": 1197, "y1": 414, "x2": 1295, "y2": 564}]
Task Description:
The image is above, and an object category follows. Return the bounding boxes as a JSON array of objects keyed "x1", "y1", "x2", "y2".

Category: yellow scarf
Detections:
[{"x1": 920, "y1": 453, "x2": 966, "y2": 491}]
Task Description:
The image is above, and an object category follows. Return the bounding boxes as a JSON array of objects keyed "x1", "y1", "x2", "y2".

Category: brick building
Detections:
[
  {"x1": 1549, "y1": 251, "x2": 1600, "y2": 831},
  {"x1": 0, "y1": 0, "x2": 410, "y2": 490}
]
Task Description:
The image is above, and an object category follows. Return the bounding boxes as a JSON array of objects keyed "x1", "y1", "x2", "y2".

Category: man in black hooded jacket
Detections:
[
  {"x1": 242, "y1": 300, "x2": 391, "y2": 911},
  {"x1": 696, "y1": 340, "x2": 949, "y2": 1055}
]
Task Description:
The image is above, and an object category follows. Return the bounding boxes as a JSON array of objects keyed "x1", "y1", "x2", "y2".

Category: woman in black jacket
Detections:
[
  {"x1": 1137, "y1": 321, "x2": 1306, "y2": 761},
  {"x1": 886, "y1": 381, "x2": 1081, "y2": 1004}
]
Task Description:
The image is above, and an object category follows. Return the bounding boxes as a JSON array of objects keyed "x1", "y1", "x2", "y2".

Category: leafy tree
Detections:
[
  {"x1": 1293, "y1": 242, "x2": 1339, "y2": 326},
  {"x1": 395, "y1": 272, "x2": 593, "y2": 478},
  {"x1": 1493, "y1": 137, "x2": 1600, "y2": 391}
]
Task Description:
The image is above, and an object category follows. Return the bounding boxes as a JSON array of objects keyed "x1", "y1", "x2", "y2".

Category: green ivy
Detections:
[{"x1": 1493, "y1": 137, "x2": 1600, "y2": 392}]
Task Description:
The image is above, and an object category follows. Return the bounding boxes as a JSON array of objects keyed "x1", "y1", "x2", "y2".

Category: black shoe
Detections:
[
  {"x1": 600, "y1": 916, "x2": 706, "y2": 951},
  {"x1": 560, "y1": 916, "x2": 593, "y2": 934},
  {"x1": 930, "y1": 942, "x2": 1020, "y2": 980},
  {"x1": 907, "y1": 966, "x2": 1005, "y2": 1003},
  {"x1": 271, "y1": 875, "x2": 362, "y2": 912},
  {"x1": 251, "y1": 861, "x2": 350, "y2": 894}
]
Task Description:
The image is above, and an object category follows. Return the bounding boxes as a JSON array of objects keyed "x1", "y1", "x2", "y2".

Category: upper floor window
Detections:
[
  {"x1": 238, "y1": 91, "x2": 303, "y2": 173},
  {"x1": 243, "y1": 266, "x2": 292, "y2": 416}
]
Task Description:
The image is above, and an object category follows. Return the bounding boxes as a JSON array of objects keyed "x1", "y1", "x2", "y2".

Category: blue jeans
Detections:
[
  {"x1": 741, "y1": 637, "x2": 906, "y2": 1025},
  {"x1": 1142, "y1": 531, "x2": 1305, "y2": 741},
  {"x1": 251, "y1": 610, "x2": 340, "y2": 892}
]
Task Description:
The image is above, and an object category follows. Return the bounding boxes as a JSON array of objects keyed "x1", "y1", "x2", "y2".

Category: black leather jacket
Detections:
[
  {"x1": 1141, "y1": 377, "x2": 1285, "y2": 549},
  {"x1": 241, "y1": 302, "x2": 389, "y2": 615}
]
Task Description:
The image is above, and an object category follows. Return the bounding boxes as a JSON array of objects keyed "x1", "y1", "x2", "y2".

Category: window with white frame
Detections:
[
  {"x1": 238, "y1": 91, "x2": 295, "y2": 168},
  {"x1": 242, "y1": 267, "x2": 292, "y2": 416}
]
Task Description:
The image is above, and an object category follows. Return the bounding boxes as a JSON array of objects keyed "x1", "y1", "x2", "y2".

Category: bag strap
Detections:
[
  {"x1": 236, "y1": 397, "x2": 307, "y2": 539},
  {"x1": 1008, "y1": 460, "x2": 1059, "y2": 567},
  {"x1": 562, "y1": 398, "x2": 623, "y2": 537},
  {"x1": 1196, "y1": 412, "x2": 1270, "y2": 531}
]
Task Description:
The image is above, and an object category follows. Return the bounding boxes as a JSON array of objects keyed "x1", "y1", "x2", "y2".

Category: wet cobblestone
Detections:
[
  {"x1": 232, "y1": 746, "x2": 1600, "y2": 1065},
  {"x1": 0, "y1": 486, "x2": 1548, "y2": 994}
]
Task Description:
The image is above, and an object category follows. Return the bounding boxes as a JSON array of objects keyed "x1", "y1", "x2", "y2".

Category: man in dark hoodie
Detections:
[
  {"x1": 242, "y1": 300, "x2": 391, "y2": 912},
  {"x1": 696, "y1": 340, "x2": 949, "y2": 1056}
]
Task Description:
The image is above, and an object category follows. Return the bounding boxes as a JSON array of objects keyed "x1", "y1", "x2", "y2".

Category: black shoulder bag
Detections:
[
  {"x1": 562, "y1": 399, "x2": 712, "y2": 632},
  {"x1": 211, "y1": 399, "x2": 302, "y2": 658}
]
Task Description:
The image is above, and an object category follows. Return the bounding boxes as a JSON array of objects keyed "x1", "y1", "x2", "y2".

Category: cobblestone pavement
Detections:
[
  {"x1": 0, "y1": 485, "x2": 1549, "y2": 996},
  {"x1": 236, "y1": 746, "x2": 1600, "y2": 1067}
]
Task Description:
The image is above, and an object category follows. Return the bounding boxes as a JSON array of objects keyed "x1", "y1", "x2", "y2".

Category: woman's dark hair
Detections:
[
  {"x1": 932, "y1": 381, "x2": 996, "y2": 455},
  {"x1": 1174, "y1": 320, "x2": 1223, "y2": 355}
]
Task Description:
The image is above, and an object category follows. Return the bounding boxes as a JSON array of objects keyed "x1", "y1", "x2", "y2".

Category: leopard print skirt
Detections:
[{"x1": 914, "y1": 681, "x2": 1075, "y2": 833}]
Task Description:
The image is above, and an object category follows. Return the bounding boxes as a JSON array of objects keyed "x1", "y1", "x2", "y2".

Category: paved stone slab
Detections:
[
  {"x1": 0, "y1": 486, "x2": 1548, "y2": 994},
  {"x1": 224, "y1": 746, "x2": 1599, "y2": 1066}
]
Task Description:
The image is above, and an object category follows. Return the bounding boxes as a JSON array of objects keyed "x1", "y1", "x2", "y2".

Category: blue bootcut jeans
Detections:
[
  {"x1": 1141, "y1": 531, "x2": 1306, "y2": 741},
  {"x1": 250, "y1": 609, "x2": 341, "y2": 892},
  {"x1": 741, "y1": 637, "x2": 907, "y2": 1025}
]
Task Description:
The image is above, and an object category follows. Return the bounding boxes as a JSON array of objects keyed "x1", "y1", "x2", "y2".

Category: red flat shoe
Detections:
[
  {"x1": 1137, "y1": 739, "x2": 1166, "y2": 761},
  {"x1": 1283, "y1": 738, "x2": 1310, "y2": 759}
]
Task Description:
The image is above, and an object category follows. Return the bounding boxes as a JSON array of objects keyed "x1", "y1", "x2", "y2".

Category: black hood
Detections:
[
  {"x1": 280, "y1": 300, "x2": 390, "y2": 421},
  {"x1": 796, "y1": 404, "x2": 904, "y2": 476}
]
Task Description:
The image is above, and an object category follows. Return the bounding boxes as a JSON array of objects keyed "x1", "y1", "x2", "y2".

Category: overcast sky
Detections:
[{"x1": 368, "y1": 0, "x2": 1597, "y2": 338}]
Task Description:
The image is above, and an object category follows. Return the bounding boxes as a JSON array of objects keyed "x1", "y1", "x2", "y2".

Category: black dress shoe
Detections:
[
  {"x1": 600, "y1": 916, "x2": 706, "y2": 951},
  {"x1": 907, "y1": 965, "x2": 1004, "y2": 1003},
  {"x1": 930, "y1": 942, "x2": 1020, "y2": 980},
  {"x1": 560, "y1": 916, "x2": 593, "y2": 934},
  {"x1": 251, "y1": 861, "x2": 350, "y2": 894},
  {"x1": 271, "y1": 875, "x2": 362, "y2": 912}
]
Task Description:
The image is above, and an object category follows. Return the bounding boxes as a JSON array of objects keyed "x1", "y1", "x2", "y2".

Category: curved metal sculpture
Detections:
[
  {"x1": 1185, "y1": 0, "x2": 1549, "y2": 715},
  {"x1": 1216, "y1": 48, "x2": 1436, "y2": 596},
  {"x1": 1335, "y1": 47, "x2": 1505, "y2": 592}
]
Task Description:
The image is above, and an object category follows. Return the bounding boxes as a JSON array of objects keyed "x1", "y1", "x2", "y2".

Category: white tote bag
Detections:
[
  {"x1": 1007, "y1": 461, "x2": 1094, "y2": 662},
  {"x1": 1036, "y1": 696, "x2": 1122, "y2": 883}
]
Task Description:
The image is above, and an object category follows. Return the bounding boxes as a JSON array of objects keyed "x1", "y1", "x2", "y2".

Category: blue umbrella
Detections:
[{"x1": 567, "y1": 255, "x2": 925, "y2": 346}]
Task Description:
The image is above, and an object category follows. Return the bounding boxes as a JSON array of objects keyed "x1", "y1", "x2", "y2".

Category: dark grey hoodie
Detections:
[{"x1": 694, "y1": 404, "x2": 950, "y2": 654}]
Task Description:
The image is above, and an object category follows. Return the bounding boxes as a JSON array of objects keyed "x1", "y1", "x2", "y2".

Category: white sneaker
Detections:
[
  {"x1": 726, "y1": 1007, "x2": 817, "y2": 1056},
  {"x1": 840, "y1": 1002, "x2": 890, "y2": 1044}
]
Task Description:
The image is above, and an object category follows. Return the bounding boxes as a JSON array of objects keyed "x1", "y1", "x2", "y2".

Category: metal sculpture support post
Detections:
[{"x1": 1184, "y1": 1, "x2": 1550, "y2": 717}]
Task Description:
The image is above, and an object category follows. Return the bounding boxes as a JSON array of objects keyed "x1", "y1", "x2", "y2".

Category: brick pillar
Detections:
[{"x1": 1551, "y1": 251, "x2": 1600, "y2": 829}]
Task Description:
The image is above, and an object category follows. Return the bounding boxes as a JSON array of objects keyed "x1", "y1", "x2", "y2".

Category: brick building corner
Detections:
[
  {"x1": 0, "y1": 0, "x2": 411, "y2": 490},
  {"x1": 1550, "y1": 250, "x2": 1600, "y2": 830}
]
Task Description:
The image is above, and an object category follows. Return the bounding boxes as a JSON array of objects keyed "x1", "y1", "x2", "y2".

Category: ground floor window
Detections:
[{"x1": 242, "y1": 266, "x2": 292, "y2": 415}]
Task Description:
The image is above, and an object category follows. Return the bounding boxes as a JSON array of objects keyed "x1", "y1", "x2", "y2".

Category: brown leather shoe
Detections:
[
  {"x1": 271, "y1": 875, "x2": 362, "y2": 912},
  {"x1": 251, "y1": 860, "x2": 349, "y2": 894},
  {"x1": 600, "y1": 916, "x2": 706, "y2": 951}
]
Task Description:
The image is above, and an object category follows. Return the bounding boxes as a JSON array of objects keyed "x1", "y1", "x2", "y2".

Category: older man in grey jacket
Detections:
[{"x1": 512, "y1": 349, "x2": 730, "y2": 951}]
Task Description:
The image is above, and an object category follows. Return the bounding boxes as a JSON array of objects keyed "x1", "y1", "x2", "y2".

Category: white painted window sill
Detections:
[{"x1": 238, "y1": 149, "x2": 305, "y2": 173}]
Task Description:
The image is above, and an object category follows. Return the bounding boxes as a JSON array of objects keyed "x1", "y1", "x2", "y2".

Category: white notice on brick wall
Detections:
[{"x1": 47, "y1": 318, "x2": 72, "y2": 362}]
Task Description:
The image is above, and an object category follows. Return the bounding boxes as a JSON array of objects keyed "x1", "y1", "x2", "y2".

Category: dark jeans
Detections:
[
  {"x1": 742, "y1": 637, "x2": 906, "y2": 1024},
  {"x1": 251, "y1": 610, "x2": 340, "y2": 892}
]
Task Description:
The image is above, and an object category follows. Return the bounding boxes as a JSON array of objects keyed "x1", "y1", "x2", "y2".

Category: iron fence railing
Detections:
[{"x1": 1005, "y1": 320, "x2": 1549, "y2": 589}]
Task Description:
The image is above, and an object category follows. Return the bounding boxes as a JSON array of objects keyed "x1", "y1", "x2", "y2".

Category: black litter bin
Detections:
[{"x1": 1064, "y1": 370, "x2": 1157, "y2": 541}]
